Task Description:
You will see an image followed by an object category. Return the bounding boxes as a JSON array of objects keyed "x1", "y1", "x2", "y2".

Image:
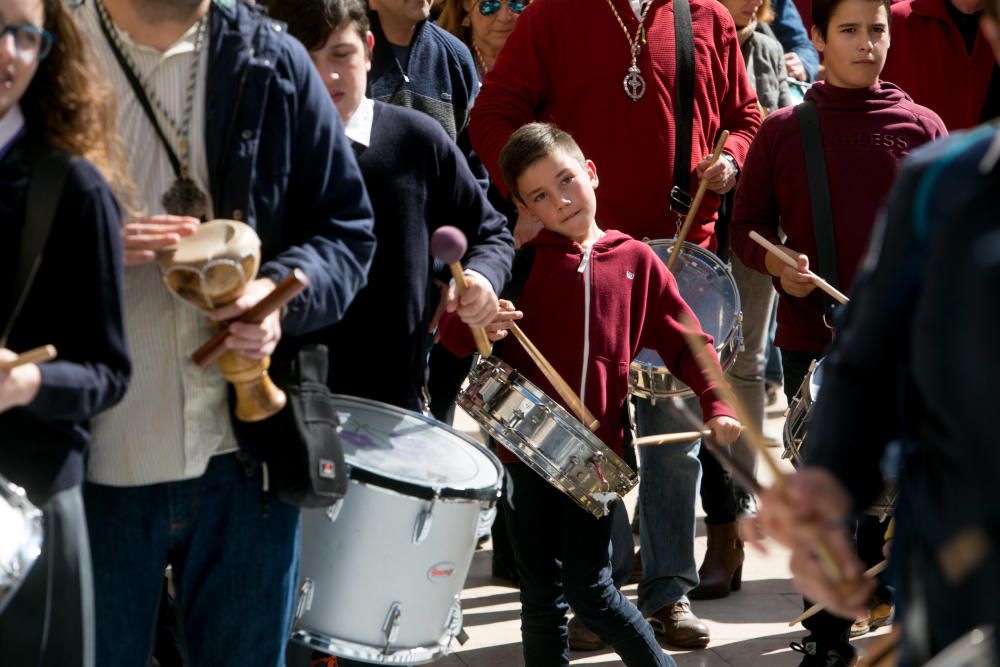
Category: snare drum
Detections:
[
  {"x1": 0, "y1": 475, "x2": 43, "y2": 614},
  {"x1": 458, "y1": 356, "x2": 638, "y2": 519},
  {"x1": 629, "y1": 239, "x2": 743, "y2": 401},
  {"x1": 293, "y1": 395, "x2": 502, "y2": 665},
  {"x1": 783, "y1": 358, "x2": 897, "y2": 520}
]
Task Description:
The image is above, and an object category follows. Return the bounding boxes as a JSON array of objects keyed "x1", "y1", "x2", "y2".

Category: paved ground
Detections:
[{"x1": 436, "y1": 393, "x2": 891, "y2": 667}]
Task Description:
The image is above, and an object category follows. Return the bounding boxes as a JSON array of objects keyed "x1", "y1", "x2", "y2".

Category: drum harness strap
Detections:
[
  {"x1": 2, "y1": 152, "x2": 71, "y2": 347},
  {"x1": 796, "y1": 100, "x2": 843, "y2": 321},
  {"x1": 669, "y1": 0, "x2": 696, "y2": 221}
]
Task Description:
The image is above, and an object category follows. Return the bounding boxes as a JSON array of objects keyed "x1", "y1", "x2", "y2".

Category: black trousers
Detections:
[{"x1": 0, "y1": 485, "x2": 94, "y2": 667}]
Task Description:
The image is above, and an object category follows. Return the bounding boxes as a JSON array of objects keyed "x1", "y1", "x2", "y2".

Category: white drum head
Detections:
[{"x1": 330, "y1": 395, "x2": 501, "y2": 497}]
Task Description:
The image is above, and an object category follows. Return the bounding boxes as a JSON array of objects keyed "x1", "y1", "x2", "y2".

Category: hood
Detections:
[
  {"x1": 804, "y1": 80, "x2": 913, "y2": 113},
  {"x1": 527, "y1": 228, "x2": 636, "y2": 254}
]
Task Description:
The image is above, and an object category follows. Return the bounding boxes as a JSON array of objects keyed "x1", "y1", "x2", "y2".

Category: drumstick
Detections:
[
  {"x1": 430, "y1": 226, "x2": 493, "y2": 358},
  {"x1": 192, "y1": 269, "x2": 309, "y2": 369},
  {"x1": 0, "y1": 345, "x2": 57, "y2": 371},
  {"x1": 634, "y1": 430, "x2": 710, "y2": 446},
  {"x1": 677, "y1": 313, "x2": 847, "y2": 584},
  {"x1": 666, "y1": 130, "x2": 730, "y2": 271},
  {"x1": 508, "y1": 323, "x2": 600, "y2": 432},
  {"x1": 748, "y1": 231, "x2": 849, "y2": 305},
  {"x1": 788, "y1": 560, "x2": 890, "y2": 626}
]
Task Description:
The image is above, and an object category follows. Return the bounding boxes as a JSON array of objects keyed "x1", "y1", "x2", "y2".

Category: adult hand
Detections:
[
  {"x1": 484, "y1": 300, "x2": 524, "y2": 342},
  {"x1": 206, "y1": 278, "x2": 282, "y2": 360},
  {"x1": 785, "y1": 52, "x2": 807, "y2": 82},
  {"x1": 696, "y1": 152, "x2": 737, "y2": 194},
  {"x1": 764, "y1": 245, "x2": 816, "y2": 297},
  {"x1": 0, "y1": 348, "x2": 42, "y2": 413},
  {"x1": 789, "y1": 541, "x2": 874, "y2": 619},
  {"x1": 513, "y1": 210, "x2": 543, "y2": 249},
  {"x1": 445, "y1": 271, "x2": 499, "y2": 329},
  {"x1": 122, "y1": 214, "x2": 200, "y2": 266},
  {"x1": 706, "y1": 415, "x2": 742, "y2": 445}
]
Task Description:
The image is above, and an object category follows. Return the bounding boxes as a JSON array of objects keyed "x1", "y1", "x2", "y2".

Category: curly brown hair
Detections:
[
  {"x1": 437, "y1": 0, "x2": 469, "y2": 42},
  {"x1": 20, "y1": 0, "x2": 130, "y2": 202}
]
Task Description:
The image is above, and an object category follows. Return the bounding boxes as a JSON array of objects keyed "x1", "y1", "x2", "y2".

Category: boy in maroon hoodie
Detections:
[
  {"x1": 444, "y1": 122, "x2": 741, "y2": 666},
  {"x1": 729, "y1": 0, "x2": 946, "y2": 662}
]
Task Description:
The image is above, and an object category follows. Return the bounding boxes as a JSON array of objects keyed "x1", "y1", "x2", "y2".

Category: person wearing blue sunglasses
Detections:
[{"x1": 439, "y1": 0, "x2": 527, "y2": 76}]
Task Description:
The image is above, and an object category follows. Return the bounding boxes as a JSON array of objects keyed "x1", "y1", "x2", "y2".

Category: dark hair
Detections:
[
  {"x1": 262, "y1": 0, "x2": 369, "y2": 52},
  {"x1": 499, "y1": 122, "x2": 587, "y2": 201},
  {"x1": 984, "y1": 0, "x2": 998, "y2": 21},
  {"x1": 811, "y1": 0, "x2": 891, "y2": 37}
]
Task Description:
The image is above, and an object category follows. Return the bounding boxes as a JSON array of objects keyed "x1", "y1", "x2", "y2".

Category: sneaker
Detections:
[
  {"x1": 789, "y1": 637, "x2": 856, "y2": 666},
  {"x1": 850, "y1": 596, "x2": 894, "y2": 637}
]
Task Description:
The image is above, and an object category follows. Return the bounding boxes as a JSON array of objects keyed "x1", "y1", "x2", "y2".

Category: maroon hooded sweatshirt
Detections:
[
  {"x1": 441, "y1": 229, "x2": 734, "y2": 463},
  {"x1": 730, "y1": 81, "x2": 946, "y2": 354}
]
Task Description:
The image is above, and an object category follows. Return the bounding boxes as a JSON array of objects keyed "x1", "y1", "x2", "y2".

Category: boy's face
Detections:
[
  {"x1": 514, "y1": 148, "x2": 600, "y2": 244},
  {"x1": 811, "y1": 0, "x2": 889, "y2": 89},
  {"x1": 308, "y1": 24, "x2": 374, "y2": 124}
]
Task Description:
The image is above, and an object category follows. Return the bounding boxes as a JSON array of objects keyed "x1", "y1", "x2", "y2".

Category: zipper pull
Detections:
[{"x1": 578, "y1": 246, "x2": 592, "y2": 274}]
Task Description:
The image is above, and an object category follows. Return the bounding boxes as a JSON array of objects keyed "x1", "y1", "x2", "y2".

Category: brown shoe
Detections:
[
  {"x1": 647, "y1": 601, "x2": 710, "y2": 648},
  {"x1": 568, "y1": 615, "x2": 605, "y2": 651},
  {"x1": 690, "y1": 522, "x2": 744, "y2": 600}
]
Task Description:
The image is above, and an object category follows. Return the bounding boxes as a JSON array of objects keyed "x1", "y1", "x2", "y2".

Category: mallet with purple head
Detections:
[{"x1": 431, "y1": 226, "x2": 493, "y2": 357}]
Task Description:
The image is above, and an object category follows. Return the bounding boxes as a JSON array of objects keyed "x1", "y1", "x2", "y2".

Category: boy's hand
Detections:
[
  {"x1": 764, "y1": 245, "x2": 816, "y2": 297},
  {"x1": 0, "y1": 348, "x2": 42, "y2": 414},
  {"x1": 706, "y1": 415, "x2": 742, "y2": 445},
  {"x1": 446, "y1": 272, "x2": 499, "y2": 329},
  {"x1": 697, "y1": 152, "x2": 737, "y2": 194},
  {"x1": 484, "y1": 300, "x2": 524, "y2": 342},
  {"x1": 513, "y1": 211, "x2": 543, "y2": 249},
  {"x1": 123, "y1": 214, "x2": 200, "y2": 266}
]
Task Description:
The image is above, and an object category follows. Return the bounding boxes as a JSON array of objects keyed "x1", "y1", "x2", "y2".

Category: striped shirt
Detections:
[{"x1": 77, "y1": 2, "x2": 239, "y2": 487}]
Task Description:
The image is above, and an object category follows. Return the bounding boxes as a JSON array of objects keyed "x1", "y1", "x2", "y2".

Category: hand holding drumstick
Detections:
[
  {"x1": 0, "y1": 345, "x2": 57, "y2": 413},
  {"x1": 750, "y1": 231, "x2": 849, "y2": 304},
  {"x1": 430, "y1": 226, "x2": 497, "y2": 357}
]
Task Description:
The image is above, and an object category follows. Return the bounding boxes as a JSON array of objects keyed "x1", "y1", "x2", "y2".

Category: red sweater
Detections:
[
  {"x1": 880, "y1": 0, "x2": 995, "y2": 130},
  {"x1": 730, "y1": 82, "x2": 946, "y2": 354},
  {"x1": 468, "y1": 0, "x2": 761, "y2": 250},
  {"x1": 442, "y1": 229, "x2": 735, "y2": 463}
]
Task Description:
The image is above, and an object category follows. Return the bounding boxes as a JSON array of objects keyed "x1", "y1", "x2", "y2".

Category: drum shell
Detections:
[
  {"x1": 459, "y1": 357, "x2": 637, "y2": 519},
  {"x1": 295, "y1": 477, "x2": 484, "y2": 662},
  {"x1": 0, "y1": 476, "x2": 43, "y2": 614}
]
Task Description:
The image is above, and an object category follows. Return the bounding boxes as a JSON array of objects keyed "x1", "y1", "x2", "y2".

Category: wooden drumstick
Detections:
[
  {"x1": 666, "y1": 130, "x2": 731, "y2": 271},
  {"x1": 509, "y1": 323, "x2": 600, "y2": 432},
  {"x1": 192, "y1": 269, "x2": 309, "y2": 369},
  {"x1": 749, "y1": 231, "x2": 850, "y2": 305},
  {"x1": 677, "y1": 313, "x2": 847, "y2": 584},
  {"x1": 789, "y1": 560, "x2": 890, "y2": 626},
  {"x1": 0, "y1": 345, "x2": 57, "y2": 371},
  {"x1": 634, "y1": 430, "x2": 711, "y2": 447},
  {"x1": 431, "y1": 226, "x2": 493, "y2": 358}
]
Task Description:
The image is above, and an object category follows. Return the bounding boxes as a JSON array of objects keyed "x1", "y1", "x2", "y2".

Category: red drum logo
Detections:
[{"x1": 428, "y1": 562, "x2": 457, "y2": 582}]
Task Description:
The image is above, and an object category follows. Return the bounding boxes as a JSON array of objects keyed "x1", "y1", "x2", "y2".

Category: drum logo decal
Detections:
[{"x1": 428, "y1": 562, "x2": 457, "y2": 582}]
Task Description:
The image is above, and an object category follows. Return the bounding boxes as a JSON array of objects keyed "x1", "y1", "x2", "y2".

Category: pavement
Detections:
[{"x1": 434, "y1": 392, "x2": 892, "y2": 667}]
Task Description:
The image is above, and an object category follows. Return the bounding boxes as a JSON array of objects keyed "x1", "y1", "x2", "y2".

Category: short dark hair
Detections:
[
  {"x1": 499, "y1": 123, "x2": 587, "y2": 201},
  {"x1": 262, "y1": 0, "x2": 369, "y2": 52},
  {"x1": 811, "y1": 0, "x2": 891, "y2": 37}
]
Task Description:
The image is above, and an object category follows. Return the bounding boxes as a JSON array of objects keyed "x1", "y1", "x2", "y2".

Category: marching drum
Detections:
[
  {"x1": 629, "y1": 239, "x2": 743, "y2": 401},
  {"x1": 783, "y1": 358, "x2": 898, "y2": 520},
  {"x1": 0, "y1": 475, "x2": 43, "y2": 614},
  {"x1": 293, "y1": 395, "x2": 502, "y2": 664},
  {"x1": 458, "y1": 356, "x2": 638, "y2": 519}
]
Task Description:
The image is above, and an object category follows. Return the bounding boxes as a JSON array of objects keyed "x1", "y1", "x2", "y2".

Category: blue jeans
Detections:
[
  {"x1": 634, "y1": 395, "x2": 702, "y2": 616},
  {"x1": 504, "y1": 464, "x2": 672, "y2": 667},
  {"x1": 84, "y1": 453, "x2": 300, "y2": 667}
]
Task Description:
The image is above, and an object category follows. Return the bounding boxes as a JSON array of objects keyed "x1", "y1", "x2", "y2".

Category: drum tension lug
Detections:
[
  {"x1": 413, "y1": 491, "x2": 440, "y2": 544},
  {"x1": 383, "y1": 601, "x2": 402, "y2": 651},
  {"x1": 294, "y1": 578, "x2": 314, "y2": 619}
]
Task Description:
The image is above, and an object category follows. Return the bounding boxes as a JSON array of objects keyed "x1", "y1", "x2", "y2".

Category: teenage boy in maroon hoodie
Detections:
[
  {"x1": 443, "y1": 122, "x2": 741, "y2": 667},
  {"x1": 729, "y1": 0, "x2": 946, "y2": 662}
]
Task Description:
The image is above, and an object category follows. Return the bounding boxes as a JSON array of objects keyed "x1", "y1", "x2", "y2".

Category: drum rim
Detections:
[
  {"x1": 291, "y1": 624, "x2": 456, "y2": 664},
  {"x1": 329, "y1": 394, "x2": 503, "y2": 503}
]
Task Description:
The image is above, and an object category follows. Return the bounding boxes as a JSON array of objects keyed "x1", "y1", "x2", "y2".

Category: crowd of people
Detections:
[{"x1": 0, "y1": 0, "x2": 997, "y2": 665}]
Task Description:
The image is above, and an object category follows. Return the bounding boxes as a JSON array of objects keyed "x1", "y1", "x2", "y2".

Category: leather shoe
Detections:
[
  {"x1": 568, "y1": 615, "x2": 605, "y2": 651},
  {"x1": 647, "y1": 601, "x2": 710, "y2": 648}
]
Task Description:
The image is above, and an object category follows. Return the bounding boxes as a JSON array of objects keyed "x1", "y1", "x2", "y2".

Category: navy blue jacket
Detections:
[
  {"x1": 205, "y1": 0, "x2": 376, "y2": 336},
  {"x1": 0, "y1": 134, "x2": 130, "y2": 502},
  {"x1": 367, "y1": 12, "x2": 478, "y2": 142}
]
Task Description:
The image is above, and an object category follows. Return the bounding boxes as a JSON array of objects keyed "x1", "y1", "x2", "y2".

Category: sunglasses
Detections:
[{"x1": 477, "y1": 0, "x2": 528, "y2": 16}]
